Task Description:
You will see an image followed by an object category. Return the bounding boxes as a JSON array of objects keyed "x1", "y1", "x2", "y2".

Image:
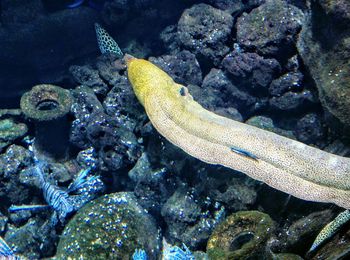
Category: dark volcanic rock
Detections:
[
  {"x1": 69, "y1": 65, "x2": 109, "y2": 97},
  {"x1": 294, "y1": 113, "x2": 327, "y2": 145},
  {"x1": 269, "y1": 72, "x2": 304, "y2": 97},
  {"x1": 236, "y1": 0, "x2": 303, "y2": 59},
  {"x1": 222, "y1": 51, "x2": 281, "y2": 96},
  {"x1": 269, "y1": 90, "x2": 317, "y2": 112},
  {"x1": 206, "y1": 0, "x2": 264, "y2": 13},
  {"x1": 178, "y1": 3, "x2": 234, "y2": 65},
  {"x1": 297, "y1": 0, "x2": 350, "y2": 128},
  {"x1": 149, "y1": 50, "x2": 203, "y2": 86},
  {"x1": 200, "y1": 68, "x2": 258, "y2": 117}
]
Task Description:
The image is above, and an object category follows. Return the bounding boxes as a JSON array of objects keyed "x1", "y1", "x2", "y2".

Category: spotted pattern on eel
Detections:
[{"x1": 126, "y1": 55, "x2": 350, "y2": 209}]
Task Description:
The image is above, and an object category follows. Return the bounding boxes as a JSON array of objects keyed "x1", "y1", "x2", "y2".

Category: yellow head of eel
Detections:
[{"x1": 126, "y1": 54, "x2": 175, "y2": 106}]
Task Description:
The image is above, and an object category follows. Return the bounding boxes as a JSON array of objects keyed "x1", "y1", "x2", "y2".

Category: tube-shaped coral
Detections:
[{"x1": 20, "y1": 84, "x2": 73, "y2": 160}]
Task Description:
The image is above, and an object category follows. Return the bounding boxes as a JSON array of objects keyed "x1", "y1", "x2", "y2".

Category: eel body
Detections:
[{"x1": 126, "y1": 55, "x2": 350, "y2": 209}]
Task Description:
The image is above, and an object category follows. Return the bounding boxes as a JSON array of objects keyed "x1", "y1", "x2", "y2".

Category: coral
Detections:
[
  {"x1": 56, "y1": 192, "x2": 161, "y2": 259},
  {"x1": 206, "y1": 211, "x2": 275, "y2": 259},
  {"x1": 20, "y1": 84, "x2": 73, "y2": 160},
  {"x1": 0, "y1": 118, "x2": 27, "y2": 153}
]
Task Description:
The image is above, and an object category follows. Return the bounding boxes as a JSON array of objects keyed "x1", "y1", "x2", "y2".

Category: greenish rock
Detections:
[
  {"x1": 206, "y1": 210, "x2": 275, "y2": 259},
  {"x1": 273, "y1": 253, "x2": 303, "y2": 260},
  {"x1": 246, "y1": 116, "x2": 295, "y2": 139},
  {"x1": 0, "y1": 109, "x2": 22, "y2": 119},
  {"x1": 297, "y1": 0, "x2": 350, "y2": 128},
  {"x1": 20, "y1": 84, "x2": 72, "y2": 122},
  {"x1": 20, "y1": 84, "x2": 73, "y2": 160},
  {"x1": 56, "y1": 192, "x2": 160, "y2": 259},
  {"x1": 0, "y1": 118, "x2": 27, "y2": 152}
]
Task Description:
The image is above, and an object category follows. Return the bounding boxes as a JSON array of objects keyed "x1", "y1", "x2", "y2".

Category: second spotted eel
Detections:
[{"x1": 126, "y1": 55, "x2": 350, "y2": 209}]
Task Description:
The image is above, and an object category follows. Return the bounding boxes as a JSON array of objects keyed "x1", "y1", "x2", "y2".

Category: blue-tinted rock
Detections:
[
  {"x1": 69, "y1": 65, "x2": 109, "y2": 97},
  {"x1": 222, "y1": 51, "x2": 281, "y2": 95},
  {"x1": 269, "y1": 90, "x2": 317, "y2": 112},
  {"x1": 269, "y1": 72, "x2": 304, "y2": 97},
  {"x1": 149, "y1": 50, "x2": 203, "y2": 86},
  {"x1": 206, "y1": 0, "x2": 264, "y2": 13},
  {"x1": 199, "y1": 69, "x2": 257, "y2": 118},
  {"x1": 294, "y1": 113, "x2": 327, "y2": 145}
]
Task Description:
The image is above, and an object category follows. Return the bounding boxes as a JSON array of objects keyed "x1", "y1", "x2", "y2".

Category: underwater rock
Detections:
[
  {"x1": 0, "y1": 212, "x2": 8, "y2": 233},
  {"x1": 221, "y1": 50, "x2": 281, "y2": 96},
  {"x1": 87, "y1": 112, "x2": 141, "y2": 170},
  {"x1": 237, "y1": 0, "x2": 304, "y2": 59},
  {"x1": 294, "y1": 113, "x2": 327, "y2": 146},
  {"x1": 0, "y1": 109, "x2": 23, "y2": 119},
  {"x1": 130, "y1": 152, "x2": 177, "y2": 218},
  {"x1": 0, "y1": 118, "x2": 27, "y2": 153},
  {"x1": 95, "y1": 55, "x2": 126, "y2": 86},
  {"x1": 297, "y1": 0, "x2": 350, "y2": 128},
  {"x1": 205, "y1": 171, "x2": 257, "y2": 212},
  {"x1": 70, "y1": 86, "x2": 105, "y2": 149},
  {"x1": 162, "y1": 187, "x2": 201, "y2": 224},
  {"x1": 0, "y1": 145, "x2": 31, "y2": 179},
  {"x1": 69, "y1": 65, "x2": 109, "y2": 97},
  {"x1": 5, "y1": 219, "x2": 43, "y2": 259},
  {"x1": 21, "y1": 84, "x2": 73, "y2": 160},
  {"x1": 200, "y1": 68, "x2": 258, "y2": 118},
  {"x1": 177, "y1": 3, "x2": 234, "y2": 65},
  {"x1": 149, "y1": 50, "x2": 203, "y2": 86},
  {"x1": 206, "y1": 0, "x2": 264, "y2": 13},
  {"x1": 161, "y1": 186, "x2": 225, "y2": 249},
  {"x1": 269, "y1": 90, "x2": 317, "y2": 113},
  {"x1": 103, "y1": 75, "x2": 145, "y2": 132},
  {"x1": 160, "y1": 25, "x2": 181, "y2": 54},
  {"x1": 207, "y1": 210, "x2": 275, "y2": 259},
  {"x1": 269, "y1": 72, "x2": 304, "y2": 97},
  {"x1": 56, "y1": 192, "x2": 161, "y2": 259},
  {"x1": 246, "y1": 116, "x2": 296, "y2": 139}
]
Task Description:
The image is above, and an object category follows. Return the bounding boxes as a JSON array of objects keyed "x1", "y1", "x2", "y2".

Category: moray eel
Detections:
[{"x1": 126, "y1": 55, "x2": 350, "y2": 209}]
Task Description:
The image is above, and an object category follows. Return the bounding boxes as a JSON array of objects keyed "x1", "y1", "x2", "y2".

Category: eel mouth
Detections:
[{"x1": 124, "y1": 53, "x2": 136, "y2": 65}]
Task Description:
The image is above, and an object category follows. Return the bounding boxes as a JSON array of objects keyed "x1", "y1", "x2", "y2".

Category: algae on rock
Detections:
[
  {"x1": 56, "y1": 192, "x2": 160, "y2": 259},
  {"x1": 297, "y1": 0, "x2": 350, "y2": 128}
]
